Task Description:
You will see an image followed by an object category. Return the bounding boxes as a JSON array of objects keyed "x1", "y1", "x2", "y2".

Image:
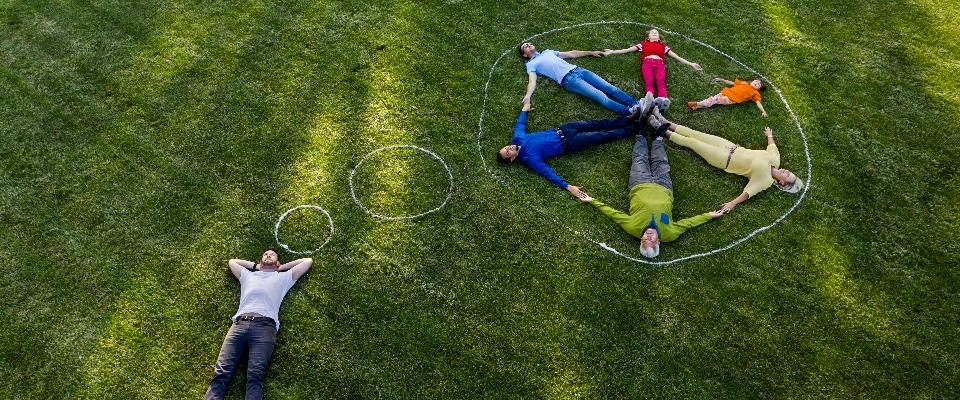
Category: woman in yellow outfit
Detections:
[{"x1": 647, "y1": 108, "x2": 803, "y2": 214}]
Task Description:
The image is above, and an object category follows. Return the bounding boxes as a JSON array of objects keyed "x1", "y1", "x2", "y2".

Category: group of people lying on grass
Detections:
[
  {"x1": 499, "y1": 29, "x2": 803, "y2": 258},
  {"x1": 202, "y1": 29, "x2": 805, "y2": 400}
]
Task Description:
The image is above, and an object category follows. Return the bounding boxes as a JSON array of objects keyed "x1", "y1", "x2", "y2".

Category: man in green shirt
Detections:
[{"x1": 577, "y1": 118, "x2": 724, "y2": 258}]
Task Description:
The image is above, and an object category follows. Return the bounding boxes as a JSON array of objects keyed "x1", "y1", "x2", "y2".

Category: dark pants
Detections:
[
  {"x1": 204, "y1": 318, "x2": 277, "y2": 400},
  {"x1": 628, "y1": 136, "x2": 673, "y2": 190},
  {"x1": 558, "y1": 116, "x2": 638, "y2": 154}
]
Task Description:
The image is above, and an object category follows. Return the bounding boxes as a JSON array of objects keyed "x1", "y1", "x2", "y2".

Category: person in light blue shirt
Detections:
[
  {"x1": 520, "y1": 42, "x2": 642, "y2": 115},
  {"x1": 497, "y1": 100, "x2": 651, "y2": 199}
]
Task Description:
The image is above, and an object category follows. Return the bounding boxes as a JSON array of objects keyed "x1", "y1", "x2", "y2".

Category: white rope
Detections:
[
  {"x1": 274, "y1": 205, "x2": 335, "y2": 255},
  {"x1": 349, "y1": 145, "x2": 455, "y2": 220},
  {"x1": 475, "y1": 21, "x2": 813, "y2": 265}
]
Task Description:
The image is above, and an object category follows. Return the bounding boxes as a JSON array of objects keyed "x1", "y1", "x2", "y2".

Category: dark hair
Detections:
[
  {"x1": 757, "y1": 80, "x2": 767, "y2": 91},
  {"x1": 496, "y1": 151, "x2": 510, "y2": 164}
]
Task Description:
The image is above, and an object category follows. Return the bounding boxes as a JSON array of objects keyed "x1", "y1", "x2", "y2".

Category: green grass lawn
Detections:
[{"x1": 1, "y1": 0, "x2": 958, "y2": 398}]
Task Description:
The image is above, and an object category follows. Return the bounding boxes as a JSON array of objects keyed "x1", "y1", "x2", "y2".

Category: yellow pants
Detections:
[{"x1": 668, "y1": 125, "x2": 737, "y2": 170}]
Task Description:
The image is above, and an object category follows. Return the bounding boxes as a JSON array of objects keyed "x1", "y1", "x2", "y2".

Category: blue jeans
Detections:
[
  {"x1": 561, "y1": 68, "x2": 639, "y2": 115},
  {"x1": 629, "y1": 136, "x2": 673, "y2": 190},
  {"x1": 204, "y1": 318, "x2": 277, "y2": 400},
  {"x1": 559, "y1": 116, "x2": 638, "y2": 154}
]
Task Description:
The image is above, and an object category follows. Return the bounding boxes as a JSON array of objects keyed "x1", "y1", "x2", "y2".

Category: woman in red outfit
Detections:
[{"x1": 603, "y1": 29, "x2": 703, "y2": 110}]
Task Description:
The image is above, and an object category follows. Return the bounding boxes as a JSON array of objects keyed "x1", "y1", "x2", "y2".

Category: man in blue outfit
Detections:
[
  {"x1": 497, "y1": 98, "x2": 653, "y2": 198},
  {"x1": 520, "y1": 42, "x2": 642, "y2": 115}
]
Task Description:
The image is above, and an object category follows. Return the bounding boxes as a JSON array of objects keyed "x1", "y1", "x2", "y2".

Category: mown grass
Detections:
[{"x1": 0, "y1": 0, "x2": 957, "y2": 398}]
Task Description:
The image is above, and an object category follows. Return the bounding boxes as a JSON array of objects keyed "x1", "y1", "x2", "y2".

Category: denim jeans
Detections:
[
  {"x1": 628, "y1": 136, "x2": 673, "y2": 190},
  {"x1": 559, "y1": 116, "x2": 638, "y2": 154},
  {"x1": 204, "y1": 318, "x2": 277, "y2": 400},
  {"x1": 561, "y1": 68, "x2": 639, "y2": 115}
]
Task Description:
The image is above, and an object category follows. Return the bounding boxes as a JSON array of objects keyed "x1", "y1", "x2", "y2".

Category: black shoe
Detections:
[
  {"x1": 627, "y1": 105, "x2": 645, "y2": 122},
  {"x1": 650, "y1": 123, "x2": 670, "y2": 140}
]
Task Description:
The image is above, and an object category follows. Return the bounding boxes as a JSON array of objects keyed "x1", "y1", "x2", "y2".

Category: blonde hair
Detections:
[{"x1": 645, "y1": 29, "x2": 665, "y2": 44}]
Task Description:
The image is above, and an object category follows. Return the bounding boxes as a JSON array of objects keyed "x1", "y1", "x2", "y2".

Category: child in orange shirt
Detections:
[{"x1": 688, "y1": 77, "x2": 768, "y2": 117}]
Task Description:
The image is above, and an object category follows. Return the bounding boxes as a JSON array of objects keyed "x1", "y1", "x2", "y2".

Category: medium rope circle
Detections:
[
  {"x1": 349, "y1": 145, "x2": 455, "y2": 220},
  {"x1": 274, "y1": 205, "x2": 335, "y2": 255}
]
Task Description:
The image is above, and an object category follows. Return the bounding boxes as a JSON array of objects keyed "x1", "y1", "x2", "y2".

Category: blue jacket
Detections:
[{"x1": 511, "y1": 111, "x2": 567, "y2": 188}]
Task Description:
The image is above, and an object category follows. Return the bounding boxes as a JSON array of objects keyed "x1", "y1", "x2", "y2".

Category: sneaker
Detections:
[
  {"x1": 687, "y1": 101, "x2": 699, "y2": 110},
  {"x1": 628, "y1": 92, "x2": 656, "y2": 121},
  {"x1": 652, "y1": 106, "x2": 669, "y2": 126},
  {"x1": 646, "y1": 114, "x2": 662, "y2": 129},
  {"x1": 654, "y1": 97, "x2": 671, "y2": 111}
]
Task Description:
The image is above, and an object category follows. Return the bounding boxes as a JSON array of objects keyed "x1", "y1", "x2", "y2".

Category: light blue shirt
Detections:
[{"x1": 525, "y1": 50, "x2": 577, "y2": 84}]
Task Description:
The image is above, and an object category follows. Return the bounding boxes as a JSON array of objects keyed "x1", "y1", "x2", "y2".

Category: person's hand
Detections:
[
  {"x1": 713, "y1": 77, "x2": 726, "y2": 83},
  {"x1": 522, "y1": 102, "x2": 532, "y2": 112},
  {"x1": 720, "y1": 201, "x2": 736, "y2": 214},
  {"x1": 590, "y1": 50, "x2": 603, "y2": 57},
  {"x1": 709, "y1": 210, "x2": 725, "y2": 218},
  {"x1": 602, "y1": 49, "x2": 614, "y2": 56},
  {"x1": 761, "y1": 111, "x2": 769, "y2": 118},
  {"x1": 566, "y1": 185, "x2": 585, "y2": 198},
  {"x1": 764, "y1": 127, "x2": 773, "y2": 137},
  {"x1": 691, "y1": 63, "x2": 703, "y2": 71},
  {"x1": 577, "y1": 192, "x2": 593, "y2": 203},
  {"x1": 521, "y1": 95, "x2": 531, "y2": 106}
]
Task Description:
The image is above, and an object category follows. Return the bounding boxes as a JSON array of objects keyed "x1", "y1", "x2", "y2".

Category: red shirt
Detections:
[{"x1": 634, "y1": 41, "x2": 671, "y2": 59}]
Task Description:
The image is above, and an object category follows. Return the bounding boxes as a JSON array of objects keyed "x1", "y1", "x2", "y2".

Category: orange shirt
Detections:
[{"x1": 720, "y1": 80, "x2": 762, "y2": 103}]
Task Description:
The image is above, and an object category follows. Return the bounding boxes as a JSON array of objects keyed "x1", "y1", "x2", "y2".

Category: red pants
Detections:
[{"x1": 641, "y1": 57, "x2": 667, "y2": 97}]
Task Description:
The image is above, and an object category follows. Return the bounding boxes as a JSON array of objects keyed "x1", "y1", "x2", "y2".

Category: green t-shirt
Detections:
[{"x1": 590, "y1": 183, "x2": 712, "y2": 243}]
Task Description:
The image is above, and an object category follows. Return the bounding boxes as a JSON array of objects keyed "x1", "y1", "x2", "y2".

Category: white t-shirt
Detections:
[
  {"x1": 525, "y1": 50, "x2": 577, "y2": 84},
  {"x1": 231, "y1": 268, "x2": 297, "y2": 331}
]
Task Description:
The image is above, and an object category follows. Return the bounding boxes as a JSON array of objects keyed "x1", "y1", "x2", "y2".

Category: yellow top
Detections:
[{"x1": 727, "y1": 144, "x2": 781, "y2": 197}]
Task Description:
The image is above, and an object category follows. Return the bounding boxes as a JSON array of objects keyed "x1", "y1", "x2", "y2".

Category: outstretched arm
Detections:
[
  {"x1": 525, "y1": 157, "x2": 570, "y2": 190},
  {"x1": 714, "y1": 77, "x2": 734, "y2": 85},
  {"x1": 675, "y1": 212, "x2": 717, "y2": 230},
  {"x1": 521, "y1": 72, "x2": 537, "y2": 106},
  {"x1": 558, "y1": 50, "x2": 603, "y2": 59},
  {"x1": 512, "y1": 106, "x2": 529, "y2": 140},
  {"x1": 588, "y1": 198, "x2": 635, "y2": 234},
  {"x1": 278, "y1": 258, "x2": 313, "y2": 280},
  {"x1": 228, "y1": 259, "x2": 255, "y2": 279},
  {"x1": 720, "y1": 192, "x2": 751, "y2": 214},
  {"x1": 602, "y1": 46, "x2": 640, "y2": 56},
  {"x1": 668, "y1": 51, "x2": 702, "y2": 71},
  {"x1": 756, "y1": 100, "x2": 768, "y2": 117}
]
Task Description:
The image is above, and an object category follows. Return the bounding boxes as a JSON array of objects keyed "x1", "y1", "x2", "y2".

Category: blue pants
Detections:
[
  {"x1": 561, "y1": 67, "x2": 639, "y2": 115},
  {"x1": 559, "y1": 116, "x2": 638, "y2": 154},
  {"x1": 629, "y1": 136, "x2": 673, "y2": 191},
  {"x1": 204, "y1": 318, "x2": 277, "y2": 400}
]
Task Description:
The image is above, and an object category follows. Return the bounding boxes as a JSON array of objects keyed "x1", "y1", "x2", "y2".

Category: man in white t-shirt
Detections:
[
  {"x1": 204, "y1": 249, "x2": 313, "y2": 400},
  {"x1": 520, "y1": 42, "x2": 642, "y2": 115}
]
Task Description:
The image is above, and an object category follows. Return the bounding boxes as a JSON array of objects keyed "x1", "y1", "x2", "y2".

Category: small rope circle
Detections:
[{"x1": 274, "y1": 205, "x2": 334, "y2": 255}]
